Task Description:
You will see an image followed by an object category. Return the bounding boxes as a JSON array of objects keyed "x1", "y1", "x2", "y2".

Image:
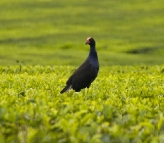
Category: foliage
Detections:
[
  {"x1": 0, "y1": 0, "x2": 164, "y2": 65},
  {"x1": 0, "y1": 65, "x2": 164, "y2": 143}
]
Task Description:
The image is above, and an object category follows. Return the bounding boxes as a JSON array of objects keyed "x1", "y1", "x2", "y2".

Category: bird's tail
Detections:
[{"x1": 60, "y1": 85, "x2": 72, "y2": 94}]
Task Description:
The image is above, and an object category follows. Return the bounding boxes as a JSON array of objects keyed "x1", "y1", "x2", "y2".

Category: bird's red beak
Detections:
[{"x1": 85, "y1": 38, "x2": 90, "y2": 45}]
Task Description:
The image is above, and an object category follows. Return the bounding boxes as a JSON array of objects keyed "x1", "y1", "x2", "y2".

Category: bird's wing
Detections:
[
  {"x1": 66, "y1": 60, "x2": 90, "y2": 84},
  {"x1": 69, "y1": 61, "x2": 98, "y2": 90}
]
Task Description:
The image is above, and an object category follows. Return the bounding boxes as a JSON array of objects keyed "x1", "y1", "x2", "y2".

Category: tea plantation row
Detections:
[{"x1": 0, "y1": 65, "x2": 164, "y2": 143}]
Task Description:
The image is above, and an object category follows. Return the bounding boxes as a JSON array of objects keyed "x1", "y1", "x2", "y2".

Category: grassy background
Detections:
[{"x1": 0, "y1": 0, "x2": 164, "y2": 66}]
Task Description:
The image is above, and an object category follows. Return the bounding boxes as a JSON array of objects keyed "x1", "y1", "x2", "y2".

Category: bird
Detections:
[{"x1": 60, "y1": 37, "x2": 99, "y2": 94}]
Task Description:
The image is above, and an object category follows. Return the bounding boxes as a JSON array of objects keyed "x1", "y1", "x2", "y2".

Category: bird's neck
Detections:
[
  {"x1": 89, "y1": 45, "x2": 96, "y2": 53},
  {"x1": 88, "y1": 45, "x2": 99, "y2": 67},
  {"x1": 88, "y1": 45, "x2": 97, "y2": 59}
]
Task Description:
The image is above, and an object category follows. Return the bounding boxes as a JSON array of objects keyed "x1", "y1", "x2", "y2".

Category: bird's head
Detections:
[{"x1": 85, "y1": 37, "x2": 95, "y2": 46}]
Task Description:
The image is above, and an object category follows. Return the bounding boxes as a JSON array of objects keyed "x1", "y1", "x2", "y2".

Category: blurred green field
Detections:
[{"x1": 0, "y1": 0, "x2": 164, "y2": 66}]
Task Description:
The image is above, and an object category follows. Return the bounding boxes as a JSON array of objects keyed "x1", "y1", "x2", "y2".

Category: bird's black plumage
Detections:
[{"x1": 60, "y1": 37, "x2": 99, "y2": 94}]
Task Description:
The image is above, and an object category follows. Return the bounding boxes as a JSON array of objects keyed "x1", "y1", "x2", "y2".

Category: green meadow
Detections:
[{"x1": 0, "y1": 0, "x2": 164, "y2": 66}]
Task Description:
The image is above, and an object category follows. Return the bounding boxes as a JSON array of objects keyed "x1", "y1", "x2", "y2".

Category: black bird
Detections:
[{"x1": 60, "y1": 37, "x2": 99, "y2": 94}]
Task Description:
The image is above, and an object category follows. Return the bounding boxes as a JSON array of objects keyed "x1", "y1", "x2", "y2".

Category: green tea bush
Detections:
[{"x1": 0, "y1": 65, "x2": 164, "y2": 143}]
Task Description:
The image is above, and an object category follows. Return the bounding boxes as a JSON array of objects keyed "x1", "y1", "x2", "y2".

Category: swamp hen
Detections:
[{"x1": 60, "y1": 37, "x2": 99, "y2": 93}]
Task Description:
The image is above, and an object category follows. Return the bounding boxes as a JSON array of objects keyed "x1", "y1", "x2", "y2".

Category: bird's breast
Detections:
[{"x1": 89, "y1": 59, "x2": 99, "y2": 68}]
